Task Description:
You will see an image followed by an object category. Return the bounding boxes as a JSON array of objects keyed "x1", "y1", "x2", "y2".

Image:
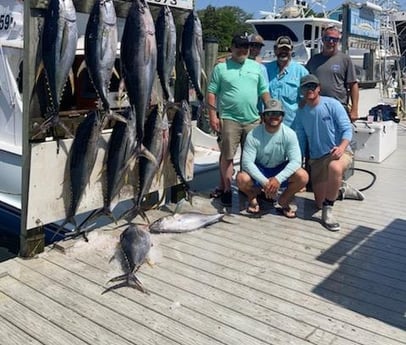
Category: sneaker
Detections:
[
  {"x1": 221, "y1": 191, "x2": 232, "y2": 207},
  {"x1": 321, "y1": 205, "x2": 340, "y2": 231},
  {"x1": 340, "y1": 181, "x2": 365, "y2": 201}
]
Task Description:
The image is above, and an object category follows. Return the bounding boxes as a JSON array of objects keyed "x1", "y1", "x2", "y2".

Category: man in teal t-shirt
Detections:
[
  {"x1": 237, "y1": 99, "x2": 308, "y2": 216},
  {"x1": 207, "y1": 34, "x2": 271, "y2": 207}
]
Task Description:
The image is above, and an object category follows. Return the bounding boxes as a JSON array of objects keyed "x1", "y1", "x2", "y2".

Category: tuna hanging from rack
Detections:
[
  {"x1": 84, "y1": 0, "x2": 118, "y2": 114},
  {"x1": 155, "y1": 5, "x2": 176, "y2": 102},
  {"x1": 120, "y1": 104, "x2": 169, "y2": 222},
  {"x1": 38, "y1": 0, "x2": 78, "y2": 134},
  {"x1": 169, "y1": 100, "x2": 193, "y2": 201},
  {"x1": 121, "y1": 0, "x2": 157, "y2": 145},
  {"x1": 181, "y1": 11, "x2": 204, "y2": 102},
  {"x1": 52, "y1": 110, "x2": 102, "y2": 240}
]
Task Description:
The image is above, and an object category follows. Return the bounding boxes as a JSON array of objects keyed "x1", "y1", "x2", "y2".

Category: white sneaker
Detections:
[
  {"x1": 340, "y1": 181, "x2": 365, "y2": 201},
  {"x1": 322, "y1": 205, "x2": 340, "y2": 231}
]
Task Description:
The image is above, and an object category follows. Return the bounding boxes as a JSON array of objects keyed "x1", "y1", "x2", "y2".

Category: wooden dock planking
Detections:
[
  {"x1": 0, "y1": 123, "x2": 405, "y2": 345},
  {"x1": 0, "y1": 314, "x2": 44, "y2": 345}
]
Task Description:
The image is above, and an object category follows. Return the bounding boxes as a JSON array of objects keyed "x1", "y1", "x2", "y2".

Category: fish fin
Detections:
[
  {"x1": 107, "y1": 111, "x2": 128, "y2": 124},
  {"x1": 201, "y1": 68, "x2": 207, "y2": 82},
  {"x1": 108, "y1": 273, "x2": 129, "y2": 283},
  {"x1": 102, "y1": 274, "x2": 149, "y2": 295},
  {"x1": 146, "y1": 257, "x2": 155, "y2": 268},
  {"x1": 35, "y1": 61, "x2": 44, "y2": 83},
  {"x1": 76, "y1": 60, "x2": 86, "y2": 78},
  {"x1": 140, "y1": 145, "x2": 158, "y2": 167},
  {"x1": 68, "y1": 69, "x2": 75, "y2": 95},
  {"x1": 101, "y1": 280, "x2": 130, "y2": 295},
  {"x1": 112, "y1": 66, "x2": 120, "y2": 80},
  {"x1": 118, "y1": 205, "x2": 140, "y2": 223},
  {"x1": 129, "y1": 273, "x2": 149, "y2": 294},
  {"x1": 49, "y1": 216, "x2": 75, "y2": 243}
]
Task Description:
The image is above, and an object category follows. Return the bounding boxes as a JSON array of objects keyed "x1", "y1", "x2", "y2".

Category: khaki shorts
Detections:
[
  {"x1": 309, "y1": 151, "x2": 353, "y2": 184},
  {"x1": 219, "y1": 118, "x2": 260, "y2": 160}
]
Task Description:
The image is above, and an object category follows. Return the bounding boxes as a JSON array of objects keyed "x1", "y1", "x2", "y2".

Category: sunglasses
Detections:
[
  {"x1": 235, "y1": 43, "x2": 250, "y2": 49},
  {"x1": 263, "y1": 111, "x2": 284, "y2": 117},
  {"x1": 249, "y1": 43, "x2": 263, "y2": 49},
  {"x1": 322, "y1": 36, "x2": 340, "y2": 43},
  {"x1": 301, "y1": 83, "x2": 319, "y2": 91}
]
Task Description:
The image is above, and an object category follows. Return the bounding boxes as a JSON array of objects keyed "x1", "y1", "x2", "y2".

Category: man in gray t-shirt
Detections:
[{"x1": 306, "y1": 26, "x2": 359, "y2": 122}]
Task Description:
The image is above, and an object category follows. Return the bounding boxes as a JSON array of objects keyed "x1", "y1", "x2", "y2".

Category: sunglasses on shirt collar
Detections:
[{"x1": 322, "y1": 36, "x2": 340, "y2": 43}]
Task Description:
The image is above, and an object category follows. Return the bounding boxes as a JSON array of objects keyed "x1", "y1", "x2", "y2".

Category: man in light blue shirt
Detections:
[
  {"x1": 295, "y1": 75, "x2": 353, "y2": 232},
  {"x1": 266, "y1": 36, "x2": 308, "y2": 127},
  {"x1": 237, "y1": 99, "x2": 308, "y2": 217}
]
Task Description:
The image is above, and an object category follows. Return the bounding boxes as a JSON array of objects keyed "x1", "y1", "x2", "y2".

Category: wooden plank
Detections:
[
  {"x1": 72, "y1": 246, "x2": 317, "y2": 344},
  {"x1": 207, "y1": 220, "x2": 406, "y2": 289},
  {"x1": 0, "y1": 291, "x2": 87, "y2": 345},
  {"x1": 0, "y1": 315, "x2": 44, "y2": 345},
  {"x1": 5, "y1": 258, "x2": 236, "y2": 345},
  {"x1": 166, "y1": 234, "x2": 406, "y2": 306},
  {"x1": 156, "y1": 242, "x2": 406, "y2": 344},
  {"x1": 0, "y1": 274, "x2": 136, "y2": 345}
]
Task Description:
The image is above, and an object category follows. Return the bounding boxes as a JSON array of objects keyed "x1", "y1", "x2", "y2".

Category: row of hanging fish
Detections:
[{"x1": 35, "y1": 0, "x2": 204, "y2": 138}]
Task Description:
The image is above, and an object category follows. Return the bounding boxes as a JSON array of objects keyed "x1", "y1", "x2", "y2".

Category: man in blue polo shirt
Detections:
[{"x1": 265, "y1": 36, "x2": 309, "y2": 128}]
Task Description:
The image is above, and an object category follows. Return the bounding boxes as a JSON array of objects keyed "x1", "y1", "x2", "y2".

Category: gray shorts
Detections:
[{"x1": 219, "y1": 119, "x2": 260, "y2": 160}]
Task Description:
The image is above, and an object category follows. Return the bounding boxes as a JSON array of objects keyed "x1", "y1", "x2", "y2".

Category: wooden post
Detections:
[
  {"x1": 341, "y1": 4, "x2": 349, "y2": 55},
  {"x1": 20, "y1": 3, "x2": 44, "y2": 257}
]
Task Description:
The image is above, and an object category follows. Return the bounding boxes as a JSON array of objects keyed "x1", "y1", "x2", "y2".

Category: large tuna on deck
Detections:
[{"x1": 103, "y1": 224, "x2": 152, "y2": 294}]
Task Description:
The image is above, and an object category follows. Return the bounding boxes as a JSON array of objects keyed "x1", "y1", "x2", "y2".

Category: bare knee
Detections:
[
  {"x1": 236, "y1": 171, "x2": 252, "y2": 189},
  {"x1": 295, "y1": 168, "x2": 309, "y2": 186}
]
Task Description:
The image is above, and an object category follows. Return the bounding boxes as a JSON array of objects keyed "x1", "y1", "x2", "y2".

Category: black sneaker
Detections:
[{"x1": 221, "y1": 191, "x2": 232, "y2": 207}]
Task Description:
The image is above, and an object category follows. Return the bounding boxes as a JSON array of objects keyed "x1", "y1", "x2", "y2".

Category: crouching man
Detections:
[
  {"x1": 295, "y1": 75, "x2": 353, "y2": 231},
  {"x1": 236, "y1": 99, "x2": 308, "y2": 217}
]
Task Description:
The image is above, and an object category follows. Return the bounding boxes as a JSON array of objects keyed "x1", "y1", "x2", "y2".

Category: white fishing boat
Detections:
[
  {"x1": 246, "y1": 0, "x2": 404, "y2": 90},
  {"x1": 0, "y1": 0, "x2": 24, "y2": 226}
]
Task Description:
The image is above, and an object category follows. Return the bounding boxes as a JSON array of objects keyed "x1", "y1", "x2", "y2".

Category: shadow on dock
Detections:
[{"x1": 313, "y1": 219, "x2": 406, "y2": 330}]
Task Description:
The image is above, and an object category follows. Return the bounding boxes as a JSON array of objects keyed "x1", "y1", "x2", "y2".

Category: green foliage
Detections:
[{"x1": 198, "y1": 6, "x2": 254, "y2": 52}]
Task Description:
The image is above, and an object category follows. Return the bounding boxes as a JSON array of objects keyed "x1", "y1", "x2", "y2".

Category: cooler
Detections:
[{"x1": 353, "y1": 120, "x2": 398, "y2": 163}]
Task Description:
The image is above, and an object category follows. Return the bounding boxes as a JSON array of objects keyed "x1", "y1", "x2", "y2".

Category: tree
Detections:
[{"x1": 198, "y1": 6, "x2": 254, "y2": 52}]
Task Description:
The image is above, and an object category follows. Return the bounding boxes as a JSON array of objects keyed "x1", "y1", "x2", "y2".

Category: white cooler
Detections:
[{"x1": 353, "y1": 120, "x2": 398, "y2": 163}]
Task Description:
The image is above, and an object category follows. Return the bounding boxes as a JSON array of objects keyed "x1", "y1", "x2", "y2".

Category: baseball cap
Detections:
[
  {"x1": 248, "y1": 34, "x2": 264, "y2": 46},
  {"x1": 231, "y1": 34, "x2": 249, "y2": 46},
  {"x1": 263, "y1": 99, "x2": 284, "y2": 115},
  {"x1": 275, "y1": 36, "x2": 293, "y2": 49},
  {"x1": 300, "y1": 74, "x2": 320, "y2": 87}
]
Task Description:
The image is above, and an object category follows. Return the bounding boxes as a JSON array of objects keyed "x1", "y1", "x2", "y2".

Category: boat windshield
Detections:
[{"x1": 253, "y1": 24, "x2": 299, "y2": 42}]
